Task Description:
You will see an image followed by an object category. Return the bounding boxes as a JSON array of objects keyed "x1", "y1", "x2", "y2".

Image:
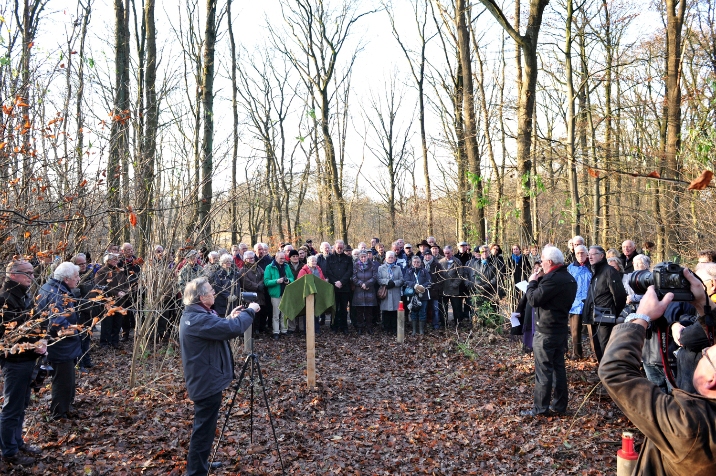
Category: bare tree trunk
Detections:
[
  {"x1": 565, "y1": 0, "x2": 580, "y2": 237},
  {"x1": 108, "y1": 0, "x2": 131, "y2": 241},
  {"x1": 227, "y1": 0, "x2": 239, "y2": 245},
  {"x1": 479, "y1": 0, "x2": 550, "y2": 242},
  {"x1": 198, "y1": 0, "x2": 217, "y2": 246},
  {"x1": 664, "y1": 0, "x2": 686, "y2": 260},
  {"x1": 456, "y1": 0, "x2": 485, "y2": 242},
  {"x1": 137, "y1": 0, "x2": 157, "y2": 257}
]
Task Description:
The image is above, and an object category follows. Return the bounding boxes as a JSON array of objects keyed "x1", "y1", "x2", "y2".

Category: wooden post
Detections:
[
  {"x1": 397, "y1": 301, "x2": 405, "y2": 343},
  {"x1": 306, "y1": 294, "x2": 316, "y2": 388},
  {"x1": 244, "y1": 324, "x2": 252, "y2": 353}
]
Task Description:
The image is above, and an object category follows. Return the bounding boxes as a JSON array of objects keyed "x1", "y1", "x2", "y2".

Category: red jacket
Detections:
[{"x1": 297, "y1": 264, "x2": 325, "y2": 281}]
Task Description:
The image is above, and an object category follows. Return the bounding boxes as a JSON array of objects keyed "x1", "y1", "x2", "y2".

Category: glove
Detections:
[{"x1": 387, "y1": 280, "x2": 395, "y2": 289}]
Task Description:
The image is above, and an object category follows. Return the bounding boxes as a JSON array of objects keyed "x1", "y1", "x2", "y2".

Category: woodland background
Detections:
[{"x1": 1, "y1": 0, "x2": 715, "y2": 260}]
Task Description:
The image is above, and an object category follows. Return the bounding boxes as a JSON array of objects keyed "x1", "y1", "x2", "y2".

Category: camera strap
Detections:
[{"x1": 657, "y1": 327, "x2": 678, "y2": 389}]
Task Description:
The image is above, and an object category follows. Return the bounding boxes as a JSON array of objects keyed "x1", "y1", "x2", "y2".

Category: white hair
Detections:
[
  {"x1": 183, "y1": 277, "x2": 212, "y2": 305},
  {"x1": 219, "y1": 254, "x2": 234, "y2": 265},
  {"x1": 633, "y1": 254, "x2": 651, "y2": 271},
  {"x1": 54, "y1": 262, "x2": 80, "y2": 281},
  {"x1": 103, "y1": 253, "x2": 120, "y2": 264},
  {"x1": 306, "y1": 255, "x2": 318, "y2": 265},
  {"x1": 572, "y1": 235, "x2": 585, "y2": 246},
  {"x1": 243, "y1": 251, "x2": 255, "y2": 260},
  {"x1": 574, "y1": 245, "x2": 588, "y2": 254},
  {"x1": 208, "y1": 251, "x2": 219, "y2": 260},
  {"x1": 541, "y1": 245, "x2": 564, "y2": 265},
  {"x1": 386, "y1": 251, "x2": 396, "y2": 259}
]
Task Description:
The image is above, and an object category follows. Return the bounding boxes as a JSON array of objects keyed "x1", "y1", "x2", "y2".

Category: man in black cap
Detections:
[
  {"x1": 416, "y1": 240, "x2": 431, "y2": 259},
  {"x1": 304, "y1": 239, "x2": 317, "y2": 256}
]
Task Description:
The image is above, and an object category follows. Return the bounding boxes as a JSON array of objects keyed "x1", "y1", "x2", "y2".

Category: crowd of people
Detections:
[{"x1": 2, "y1": 233, "x2": 716, "y2": 473}]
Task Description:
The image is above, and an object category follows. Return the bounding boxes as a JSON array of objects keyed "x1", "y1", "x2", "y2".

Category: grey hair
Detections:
[
  {"x1": 632, "y1": 254, "x2": 651, "y2": 271},
  {"x1": 243, "y1": 251, "x2": 255, "y2": 260},
  {"x1": 443, "y1": 245, "x2": 453, "y2": 252},
  {"x1": 103, "y1": 253, "x2": 120, "y2": 264},
  {"x1": 572, "y1": 235, "x2": 585, "y2": 245},
  {"x1": 541, "y1": 245, "x2": 565, "y2": 265},
  {"x1": 219, "y1": 254, "x2": 234, "y2": 265},
  {"x1": 208, "y1": 251, "x2": 219, "y2": 260},
  {"x1": 6, "y1": 259, "x2": 30, "y2": 274},
  {"x1": 54, "y1": 262, "x2": 80, "y2": 281},
  {"x1": 386, "y1": 251, "x2": 396, "y2": 259},
  {"x1": 306, "y1": 255, "x2": 318, "y2": 265},
  {"x1": 696, "y1": 263, "x2": 716, "y2": 283},
  {"x1": 607, "y1": 257, "x2": 624, "y2": 273},
  {"x1": 334, "y1": 239, "x2": 345, "y2": 246},
  {"x1": 71, "y1": 253, "x2": 87, "y2": 264},
  {"x1": 574, "y1": 245, "x2": 588, "y2": 254},
  {"x1": 183, "y1": 277, "x2": 213, "y2": 305},
  {"x1": 253, "y1": 243, "x2": 262, "y2": 253}
]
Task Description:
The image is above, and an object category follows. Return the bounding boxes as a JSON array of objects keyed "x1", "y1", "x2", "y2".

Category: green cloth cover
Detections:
[{"x1": 279, "y1": 274, "x2": 335, "y2": 321}]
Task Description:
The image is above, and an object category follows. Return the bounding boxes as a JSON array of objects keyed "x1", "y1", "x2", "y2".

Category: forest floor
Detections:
[{"x1": 1, "y1": 323, "x2": 639, "y2": 475}]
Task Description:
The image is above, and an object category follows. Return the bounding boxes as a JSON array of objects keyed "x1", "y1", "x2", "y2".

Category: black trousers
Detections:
[
  {"x1": 440, "y1": 295, "x2": 464, "y2": 326},
  {"x1": 49, "y1": 360, "x2": 76, "y2": 417},
  {"x1": 187, "y1": 390, "x2": 223, "y2": 476},
  {"x1": 533, "y1": 332, "x2": 568, "y2": 414},
  {"x1": 333, "y1": 292, "x2": 350, "y2": 331},
  {"x1": 590, "y1": 323, "x2": 614, "y2": 363},
  {"x1": 100, "y1": 312, "x2": 122, "y2": 346}
]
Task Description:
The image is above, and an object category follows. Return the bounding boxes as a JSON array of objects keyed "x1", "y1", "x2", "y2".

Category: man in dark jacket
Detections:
[
  {"x1": 71, "y1": 254, "x2": 99, "y2": 371},
  {"x1": 619, "y1": 239, "x2": 639, "y2": 274},
  {"x1": 325, "y1": 240, "x2": 353, "y2": 334},
  {"x1": 36, "y1": 262, "x2": 83, "y2": 420},
  {"x1": 582, "y1": 246, "x2": 628, "y2": 363},
  {"x1": 599, "y1": 270, "x2": 716, "y2": 475},
  {"x1": 422, "y1": 250, "x2": 443, "y2": 330},
  {"x1": 522, "y1": 246, "x2": 577, "y2": 417},
  {"x1": 180, "y1": 277, "x2": 257, "y2": 476},
  {"x1": 0, "y1": 260, "x2": 46, "y2": 466}
]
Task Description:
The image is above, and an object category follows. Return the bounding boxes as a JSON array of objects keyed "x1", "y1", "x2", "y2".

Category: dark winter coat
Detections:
[
  {"x1": 36, "y1": 277, "x2": 82, "y2": 362},
  {"x1": 179, "y1": 304, "x2": 254, "y2": 402},
  {"x1": 208, "y1": 267, "x2": 240, "y2": 317},
  {"x1": 402, "y1": 266, "x2": 432, "y2": 302},
  {"x1": 0, "y1": 279, "x2": 41, "y2": 363},
  {"x1": 423, "y1": 258, "x2": 443, "y2": 298},
  {"x1": 237, "y1": 264, "x2": 265, "y2": 306},
  {"x1": 467, "y1": 258, "x2": 499, "y2": 300},
  {"x1": 525, "y1": 265, "x2": 577, "y2": 335},
  {"x1": 95, "y1": 264, "x2": 131, "y2": 306},
  {"x1": 506, "y1": 254, "x2": 532, "y2": 286},
  {"x1": 325, "y1": 252, "x2": 353, "y2": 294},
  {"x1": 581, "y1": 257, "x2": 628, "y2": 325},
  {"x1": 351, "y1": 260, "x2": 378, "y2": 307},
  {"x1": 437, "y1": 257, "x2": 466, "y2": 297}
]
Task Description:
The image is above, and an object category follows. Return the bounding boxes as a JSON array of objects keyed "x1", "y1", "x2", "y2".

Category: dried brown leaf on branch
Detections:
[{"x1": 687, "y1": 170, "x2": 714, "y2": 190}]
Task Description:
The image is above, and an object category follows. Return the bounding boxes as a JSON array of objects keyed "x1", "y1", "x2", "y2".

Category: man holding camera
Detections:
[
  {"x1": 521, "y1": 246, "x2": 577, "y2": 417},
  {"x1": 180, "y1": 277, "x2": 258, "y2": 476},
  {"x1": 599, "y1": 268, "x2": 716, "y2": 475}
]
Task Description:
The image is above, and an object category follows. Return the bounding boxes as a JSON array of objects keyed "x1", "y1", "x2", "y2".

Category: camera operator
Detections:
[
  {"x1": 599, "y1": 268, "x2": 716, "y2": 475},
  {"x1": 0, "y1": 260, "x2": 46, "y2": 466},
  {"x1": 582, "y1": 246, "x2": 627, "y2": 363},
  {"x1": 179, "y1": 277, "x2": 258, "y2": 476}
]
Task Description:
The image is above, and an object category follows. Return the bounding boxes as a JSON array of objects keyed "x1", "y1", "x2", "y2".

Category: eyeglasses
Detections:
[{"x1": 702, "y1": 347, "x2": 716, "y2": 374}]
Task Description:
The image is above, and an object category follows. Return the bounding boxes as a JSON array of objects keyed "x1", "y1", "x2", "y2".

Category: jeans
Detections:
[
  {"x1": 409, "y1": 300, "x2": 428, "y2": 322},
  {"x1": 271, "y1": 297, "x2": 286, "y2": 335},
  {"x1": 533, "y1": 332, "x2": 568, "y2": 414},
  {"x1": 187, "y1": 390, "x2": 223, "y2": 476},
  {"x1": 0, "y1": 359, "x2": 36, "y2": 457},
  {"x1": 49, "y1": 360, "x2": 76, "y2": 417},
  {"x1": 429, "y1": 299, "x2": 440, "y2": 329}
]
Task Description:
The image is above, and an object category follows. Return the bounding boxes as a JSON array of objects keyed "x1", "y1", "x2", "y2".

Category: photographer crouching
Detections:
[
  {"x1": 179, "y1": 277, "x2": 259, "y2": 476},
  {"x1": 599, "y1": 266, "x2": 716, "y2": 474}
]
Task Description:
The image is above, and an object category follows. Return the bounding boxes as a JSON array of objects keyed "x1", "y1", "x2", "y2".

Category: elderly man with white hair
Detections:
[
  {"x1": 36, "y1": 262, "x2": 83, "y2": 420},
  {"x1": 521, "y1": 246, "x2": 577, "y2": 417},
  {"x1": 620, "y1": 239, "x2": 639, "y2": 273}
]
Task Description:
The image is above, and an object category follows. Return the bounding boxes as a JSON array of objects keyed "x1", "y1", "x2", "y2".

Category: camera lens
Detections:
[{"x1": 629, "y1": 270, "x2": 653, "y2": 295}]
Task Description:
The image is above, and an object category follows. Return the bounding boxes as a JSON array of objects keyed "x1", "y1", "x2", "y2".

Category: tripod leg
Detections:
[
  {"x1": 252, "y1": 357, "x2": 285, "y2": 473},
  {"x1": 209, "y1": 354, "x2": 253, "y2": 472}
]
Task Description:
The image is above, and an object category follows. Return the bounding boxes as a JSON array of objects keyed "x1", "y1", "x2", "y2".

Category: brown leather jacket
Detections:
[{"x1": 599, "y1": 323, "x2": 716, "y2": 475}]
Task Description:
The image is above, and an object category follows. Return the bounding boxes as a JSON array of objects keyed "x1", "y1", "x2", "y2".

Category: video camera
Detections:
[
  {"x1": 240, "y1": 292, "x2": 258, "y2": 304},
  {"x1": 629, "y1": 261, "x2": 695, "y2": 302}
]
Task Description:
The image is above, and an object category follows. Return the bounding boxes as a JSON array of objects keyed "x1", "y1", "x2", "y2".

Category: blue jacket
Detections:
[
  {"x1": 567, "y1": 262, "x2": 592, "y2": 315},
  {"x1": 179, "y1": 303, "x2": 254, "y2": 401},
  {"x1": 36, "y1": 277, "x2": 82, "y2": 362}
]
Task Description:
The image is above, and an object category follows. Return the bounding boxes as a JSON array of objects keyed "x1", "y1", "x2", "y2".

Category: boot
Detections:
[
  {"x1": 411, "y1": 320, "x2": 417, "y2": 336},
  {"x1": 419, "y1": 321, "x2": 424, "y2": 335}
]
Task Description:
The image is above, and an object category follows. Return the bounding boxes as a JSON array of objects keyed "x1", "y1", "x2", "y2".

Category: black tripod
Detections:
[{"x1": 210, "y1": 335, "x2": 285, "y2": 474}]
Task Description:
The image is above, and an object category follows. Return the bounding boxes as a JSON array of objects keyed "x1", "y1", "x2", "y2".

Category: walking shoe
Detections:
[
  {"x1": 4, "y1": 453, "x2": 35, "y2": 465},
  {"x1": 273, "y1": 334, "x2": 280, "y2": 340},
  {"x1": 520, "y1": 409, "x2": 551, "y2": 418},
  {"x1": 19, "y1": 444, "x2": 42, "y2": 455}
]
